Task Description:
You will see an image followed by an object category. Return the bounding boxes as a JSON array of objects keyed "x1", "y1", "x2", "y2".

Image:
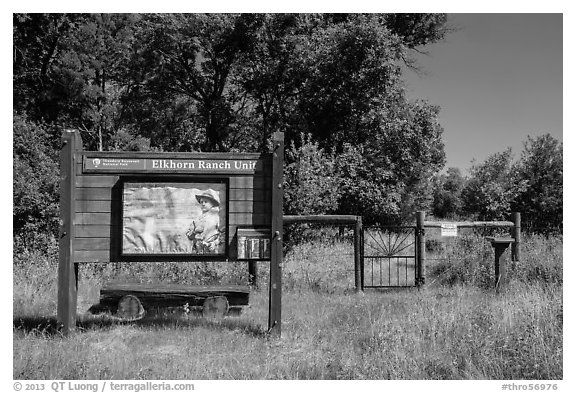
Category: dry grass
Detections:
[{"x1": 13, "y1": 234, "x2": 562, "y2": 380}]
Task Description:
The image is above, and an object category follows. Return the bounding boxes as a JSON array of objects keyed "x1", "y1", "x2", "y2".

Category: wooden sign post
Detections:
[
  {"x1": 57, "y1": 130, "x2": 82, "y2": 335},
  {"x1": 268, "y1": 132, "x2": 284, "y2": 336},
  {"x1": 58, "y1": 129, "x2": 284, "y2": 336}
]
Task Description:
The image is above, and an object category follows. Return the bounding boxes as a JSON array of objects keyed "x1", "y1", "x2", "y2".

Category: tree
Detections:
[
  {"x1": 121, "y1": 13, "x2": 264, "y2": 152},
  {"x1": 13, "y1": 114, "x2": 60, "y2": 250},
  {"x1": 335, "y1": 143, "x2": 404, "y2": 224},
  {"x1": 13, "y1": 13, "x2": 145, "y2": 151},
  {"x1": 513, "y1": 134, "x2": 562, "y2": 232},
  {"x1": 461, "y1": 149, "x2": 527, "y2": 221},
  {"x1": 119, "y1": 13, "x2": 448, "y2": 223},
  {"x1": 58, "y1": 14, "x2": 143, "y2": 150},
  {"x1": 283, "y1": 134, "x2": 340, "y2": 216},
  {"x1": 334, "y1": 99, "x2": 445, "y2": 224},
  {"x1": 232, "y1": 14, "x2": 303, "y2": 150},
  {"x1": 235, "y1": 14, "x2": 449, "y2": 150},
  {"x1": 235, "y1": 14, "x2": 448, "y2": 223},
  {"x1": 13, "y1": 13, "x2": 451, "y2": 233},
  {"x1": 431, "y1": 167, "x2": 467, "y2": 219},
  {"x1": 13, "y1": 13, "x2": 77, "y2": 123}
]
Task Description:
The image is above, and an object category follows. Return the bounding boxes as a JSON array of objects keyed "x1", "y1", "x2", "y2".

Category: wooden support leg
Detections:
[
  {"x1": 248, "y1": 261, "x2": 258, "y2": 288},
  {"x1": 57, "y1": 262, "x2": 78, "y2": 335},
  {"x1": 494, "y1": 244, "x2": 509, "y2": 292}
]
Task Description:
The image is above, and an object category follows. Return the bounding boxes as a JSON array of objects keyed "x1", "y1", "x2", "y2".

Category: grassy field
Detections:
[{"x1": 13, "y1": 233, "x2": 562, "y2": 380}]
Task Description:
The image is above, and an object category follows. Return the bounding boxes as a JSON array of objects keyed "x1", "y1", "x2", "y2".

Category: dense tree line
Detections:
[
  {"x1": 13, "y1": 14, "x2": 448, "y2": 150},
  {"x1": 431, "y1": 134, "x2": 562, "y2": 233},
  {"x1": 13, "y1": 13, "x2": 561, "y2": 251}
]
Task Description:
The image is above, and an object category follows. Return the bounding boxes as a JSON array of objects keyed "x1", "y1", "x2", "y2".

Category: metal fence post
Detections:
[{"x1": 416, "y1": 211, "x2": 426, "y2": 287}]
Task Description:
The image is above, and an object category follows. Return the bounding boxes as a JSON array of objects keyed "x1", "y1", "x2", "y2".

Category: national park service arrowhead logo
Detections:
[{"x1": 92, "y1": 158, "x2": 101, "y2": 167}]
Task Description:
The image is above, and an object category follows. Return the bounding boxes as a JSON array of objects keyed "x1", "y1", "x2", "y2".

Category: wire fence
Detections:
[
  {"x1": 425, "y1": 226, "x2": 512, "y2": 286},
  {"x1": 282, "y1": 222, "x2": 357, "y2": 293},
  {"x1": 273, "y1": 218, "x2": 562, "y2": 292}
]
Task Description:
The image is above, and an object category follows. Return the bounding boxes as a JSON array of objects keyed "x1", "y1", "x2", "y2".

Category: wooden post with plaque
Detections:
[{"x1": 58, "y1": 129, "x2": 284, "y2": 336}]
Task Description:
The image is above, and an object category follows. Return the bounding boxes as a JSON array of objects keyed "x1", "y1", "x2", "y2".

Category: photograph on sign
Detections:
[{"x1": 121, "y1": 180, "x2": 227, "y2": 256}]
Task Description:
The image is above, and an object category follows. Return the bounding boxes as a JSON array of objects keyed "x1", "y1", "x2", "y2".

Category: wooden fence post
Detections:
[
  {"x1": 269, "y1": 132, "x2": 284, "y2": 337},
  {"x1": 511, "y1": 212, "x2": 521, "y2": 263},
  {"x1": 354, "y1": 216, "x2": 363, "y2": 292},
  {"x1": 416, "y1": 211, "x2": 426, "y2": 287},
  {"x1": 58, "y1": 129, "x2": 82, "y2": 335},
  {"x1": 360, "y1": 222, "x2": 365, "y2": 291}
]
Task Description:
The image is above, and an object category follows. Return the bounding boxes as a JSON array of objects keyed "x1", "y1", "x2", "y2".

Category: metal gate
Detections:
[{"x1": 362, "y1": 225, "x2": 419, "y2": 288}]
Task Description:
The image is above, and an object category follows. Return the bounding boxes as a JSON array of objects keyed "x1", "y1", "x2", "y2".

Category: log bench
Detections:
[{"x1": 88, "y1": 283, "x2": 250, "y2": 321}]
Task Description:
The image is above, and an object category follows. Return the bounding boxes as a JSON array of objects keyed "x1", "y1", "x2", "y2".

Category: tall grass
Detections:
[
  {"x1": 427, "y1": 232, "x2": 562, "y2": 288},
  {"x1": 13, "y1": 231, "x2": 562, "y2": 380}
]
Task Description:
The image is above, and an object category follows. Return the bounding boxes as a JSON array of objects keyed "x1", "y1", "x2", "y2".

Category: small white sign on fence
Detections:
[{"x1": 441, "y1": 224, "x2": 458, "y2": 237}]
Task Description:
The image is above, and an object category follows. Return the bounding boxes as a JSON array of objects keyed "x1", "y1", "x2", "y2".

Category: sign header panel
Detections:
[{"x1": 84, "y1": 157, "x2": 262, "y2": 174}]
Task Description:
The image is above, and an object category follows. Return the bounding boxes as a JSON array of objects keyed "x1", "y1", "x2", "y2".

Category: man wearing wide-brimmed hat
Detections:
[{"x1": 186, "y1": 189, "x2": 221, "y2": 253}]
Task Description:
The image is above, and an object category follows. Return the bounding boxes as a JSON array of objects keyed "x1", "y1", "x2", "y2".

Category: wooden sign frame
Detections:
[{"x1": 57, "y1": 129, "x2": 284, "y2": 336}]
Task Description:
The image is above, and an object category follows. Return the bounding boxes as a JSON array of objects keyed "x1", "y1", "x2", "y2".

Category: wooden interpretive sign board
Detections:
[
  {"x1": 74, "y1": 153, "x2": 272, "y2": 262},
  {"x1": 58, "y1": 129, "x2": 284, "y2": 336}
]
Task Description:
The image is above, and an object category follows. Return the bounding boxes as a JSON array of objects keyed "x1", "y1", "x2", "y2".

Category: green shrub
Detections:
[
  {"x1": 13, "y1": 114, "x2": 60, "y2": 254},
  {"x1": 284, "y1": 133, "x2": 340, "y2": 217},
  {"x1": 425, "y1": 238, "x2": 445, "y2": 253}
]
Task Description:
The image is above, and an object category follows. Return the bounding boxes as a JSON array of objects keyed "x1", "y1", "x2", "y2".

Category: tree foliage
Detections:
[
  {"x1": 384, "y1": 13, "x2": 449, "y2": 49},
  {"x1": 431, "y1": 134, "x2": 562, "y2": 233},
  {"x1": 461, "y1": 149, "x2": 527, "y2": 221},
  {"x1": 284, "y1": 134, "x2": 340, "y2": 216},
  {"x1": 121, "y1": 14, "x2": 265, "y2": 151},
  {"x1": 13, "y1": 114, "x2": 60, "y2": 250},
  {"x1": 14, "y1": 13, "x2": 562, "y2": 243},
  {"x1": 13, "y1": 13, "x2": 145, "y2": 151},
  {"x1": 456, "y1": 134, "x2": 562, "y2": 231},
  {"x1": 13, "y1": 12, "x2": 453, "y2": 245},
  {"x1": 512, "y1": 134, "x2": 563, "y2": 232},
  {"x1": 431, "y1": 167, "x2": 467, "y2": 219}
]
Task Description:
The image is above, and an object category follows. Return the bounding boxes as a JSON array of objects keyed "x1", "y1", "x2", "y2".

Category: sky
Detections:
[{"x1": 403, "y1": 13, "x2": 563, "y2": 172}]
